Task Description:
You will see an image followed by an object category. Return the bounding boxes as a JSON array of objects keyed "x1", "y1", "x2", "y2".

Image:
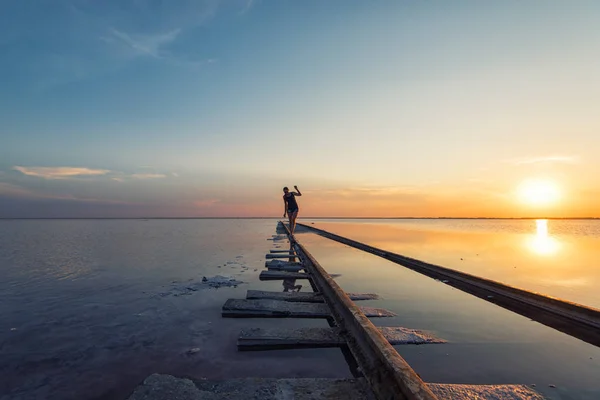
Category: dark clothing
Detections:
[{"x1": 284, "y1": 193, "x2": 299, "y2": 212}]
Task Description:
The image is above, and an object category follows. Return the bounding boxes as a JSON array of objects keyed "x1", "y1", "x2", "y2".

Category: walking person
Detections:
[{"x1": 283, "y1": 185, "x2": 302, "y2": 237}]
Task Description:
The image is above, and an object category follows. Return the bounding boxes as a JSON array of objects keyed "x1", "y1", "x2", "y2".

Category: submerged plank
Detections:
[
  {"x1": 128, "y1": 374, "x2": 546, "y2": 400},
  {"x1": 238, "y1": 326, "x2": 446, "y2": 350},
  {"x1": 222, "y1": 299, "x2": 396, "y2": 318},
  {"x1": 246, "y1": 290, "x2": 379, "y2": 303},
  {"x1": 265, "y1": 254, "x2": 300, "y2": 259},
  {"x1": 265, "y1": 260, "x2": 304, "y2": 268},
  {"x1": 266, "y1": 264, "x2": 305, "y2": 272},
  {"x1": 127, "y1": 374, "x2": 374, "y2": 400},
  {"x1": 260, "y1": 270, "x2": 341, "y2": 280},
  {"x1": 428, "y1": 384, "x2": 545, "y2": 399},
  {"x1": 259, "y1": 270, "x2": 310, "y2": 281}
]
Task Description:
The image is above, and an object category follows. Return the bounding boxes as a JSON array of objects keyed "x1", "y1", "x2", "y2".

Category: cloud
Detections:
[
  {"x1": 240, "y1": 0, "x2": 259, "y2": 15},
  {"x1": 507, "y1": 155, "x2": 580, "y2": 165},
  {"x1": 0, "y1": 181, "x2": 130, "y2": 205},
  {"x1": 107, "y1": 28, "x2": 181, "y2": 59},
  {"x1": 11, "y1": 166, "x2": 169, "y2": 182},
  {"x1": 0, "y1": 182, "x2": 38, "y2": 198},
  {"x1": 4, "y1": 1, "x2": 222, "y2": 89},
  {"x1": 130, "y1": 173, "x2": 167, "y2": 179},
  {"x1": 13, "y1": 166, "x2": 111, "y2": 179},
  {"x1": 172, "y1": 172, "x2": 179, "y2": 177},
  {"x1": 194, "y1": 199, "x2": 220, "y2": 207}
]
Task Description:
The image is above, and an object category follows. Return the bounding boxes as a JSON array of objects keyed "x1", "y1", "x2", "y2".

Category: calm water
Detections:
[
  {"x1": 1, "y1": 219, "x2": 599, "y2": 400},
  {"x1": 304, "y1": 218, "x2": 600, "y2": 308}
]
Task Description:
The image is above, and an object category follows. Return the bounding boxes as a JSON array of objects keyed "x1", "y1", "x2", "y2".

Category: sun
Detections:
[{"x1": 517, "y1": 179, "x2": 560, "y2": 206}]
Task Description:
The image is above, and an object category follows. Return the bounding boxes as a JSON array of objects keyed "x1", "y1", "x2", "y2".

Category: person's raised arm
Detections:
[
  {"x1": 293, "y1": 185, "x2": 302, "y2": 196},
  {"x1": 283, "y1": 197, "x2": 288, "y2": 217}
]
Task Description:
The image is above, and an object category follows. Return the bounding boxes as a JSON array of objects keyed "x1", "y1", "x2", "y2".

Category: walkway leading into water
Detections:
[{"x1": 127, "y1": 221, "x2": 548, "y2": 400}]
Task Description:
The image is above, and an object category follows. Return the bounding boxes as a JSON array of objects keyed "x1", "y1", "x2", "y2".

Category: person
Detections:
[{"x1": 283, "y1": 185, "x2": 302, "y2": 235}]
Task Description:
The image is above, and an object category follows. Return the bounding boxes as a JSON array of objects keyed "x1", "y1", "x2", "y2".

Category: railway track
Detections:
[
  {"x1": 218, "y1": 222, "x2": 547, "y2": 399},
  {"x1": 296, "y1": 222, "x2": 600, "y2": 348}
]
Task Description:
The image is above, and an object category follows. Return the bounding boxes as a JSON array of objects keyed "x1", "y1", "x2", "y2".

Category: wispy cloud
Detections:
[
  {"x1": 102, "y1": 26, "x2": 217, "y2": 67},
  {"x1": 106, "y1": 28, "x2": 181, "y2": 59},
  {"x1": 240, "y1": 0, "x2": 259, "y2": 15},
  {"x1": 506, "y1": 155, "x2": 580, "y2": 165},
  {"x1": 130, "y1": 173, "x2": 167, "y2": 179},
  {"x1": 13, "y1": 166, "x2": 111, "y2": 179},
  {"x1": 0, "y1": 181, "x2": 130, "y2": 205},
  {"x1": 194, "y1": 199, "x2": 220, "y2": 207},
  {"x1": 0, "y1": 182, "x2": 38, "y2": 197}
]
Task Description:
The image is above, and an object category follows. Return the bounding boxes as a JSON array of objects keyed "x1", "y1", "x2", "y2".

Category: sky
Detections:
[{"x1": 1, "y1": 0, "x2": 599, "y2": 218}]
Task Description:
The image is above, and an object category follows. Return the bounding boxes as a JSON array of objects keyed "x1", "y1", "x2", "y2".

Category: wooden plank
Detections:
[
  {"x1": 428, "y1": 384, "x2": 545, "y2": 399},
  {"x1": 270, "y1": 250, "x2": 295, "y2": 254},
  {"x1": 238, "y1": 327, "x2": 446, "y2": 350},
  {"x1": 246, "y1": 290, "x2": 379, "y2": 303},
  {"x1": 267, "y1": 264, "x2": 305, "y2": 272},
  {"x1": 222, "y1": 299, "x2": 396, "y2": 318},
  {"x1": 127, "y1": 375, "x2": 545, "y2": 400},
  {"x1": 171, "y1": 377, "x2": 374, "y2": 400},
  {"x1": 265, "y1": 260, "x2": 304, "y2": 268},
  {"x1": 259, "y1": 270, "x2": 310, "y2": 281},
  {"x1": 266, "y1": 254, "x2": 300, "y2": 259}
]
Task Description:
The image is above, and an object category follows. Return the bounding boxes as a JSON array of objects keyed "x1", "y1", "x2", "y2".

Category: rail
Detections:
[
  {"x1": 282, "y1": 222, "x2": 439, "y2": 400},
  {"x1": 297, "y1": 222, "x2": 600, "y2": 348}
]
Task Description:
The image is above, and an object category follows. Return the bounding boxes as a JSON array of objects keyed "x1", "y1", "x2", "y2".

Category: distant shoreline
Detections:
[{"x1": 1, "y1": 217, "x2": 598, "y2": 220}]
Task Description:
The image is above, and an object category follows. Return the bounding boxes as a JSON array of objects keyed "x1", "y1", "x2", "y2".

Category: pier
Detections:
[{"x1": 128, "y1": 221, "x2": 555, "y2": 400}]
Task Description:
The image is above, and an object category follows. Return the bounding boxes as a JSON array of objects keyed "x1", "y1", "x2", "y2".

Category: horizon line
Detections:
[{"x1": 1, "y1": 216, "x2": 599, "y2": 220}]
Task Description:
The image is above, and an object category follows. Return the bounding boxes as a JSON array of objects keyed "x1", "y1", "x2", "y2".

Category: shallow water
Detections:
[
  {"x1": 1, "y1": 218, "x2": 599, "y2": 400},
  {"x1": 0, "y1": 220, "x2": 348, "y2": 400},
  {"x1": 303, "y1": 219, "x2": 600, "y2": 308},
  {"x1": 297, "y1": 229, "x2": 600, "y2": 399}
]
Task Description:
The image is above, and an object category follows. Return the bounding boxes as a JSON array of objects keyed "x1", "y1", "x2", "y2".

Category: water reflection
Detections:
[
  {"x1": 305, "y1": 218, "x2": 600, "y2": 308},
  {"x1": 526, "y1": 219, "x2": 561, "y2": 256}
]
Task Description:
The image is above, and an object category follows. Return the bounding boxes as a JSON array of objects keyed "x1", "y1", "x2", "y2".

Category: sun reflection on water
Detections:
[{"x1": 527, "y1": 219, "x2": 561, "y2": 256}]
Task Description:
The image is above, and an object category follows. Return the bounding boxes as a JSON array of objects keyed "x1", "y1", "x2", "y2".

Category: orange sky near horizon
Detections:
[{"x1": 1, "y1": 2, "x2": 599, "y2": 219}]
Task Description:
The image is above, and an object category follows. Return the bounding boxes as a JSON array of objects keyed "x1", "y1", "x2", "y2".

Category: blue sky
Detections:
[{"x1": 1, "y1": 1, "x2": 600, "y2": 217}]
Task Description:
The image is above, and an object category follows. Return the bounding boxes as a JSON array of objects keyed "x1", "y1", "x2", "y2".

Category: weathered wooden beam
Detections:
[
  {"x1": 238, "y1": 327, "x2": 446, "y2": 350},
  {"x1": 427, "y1": 384, "x2": 545, "y2": 399},
  {"x1": 265, "y1": 260, "x2": 304, "y2": 268},
  {"x1": 246, "y1": 290, "x2": 379, "y2": 303},
  {"x1": 269, "y1": 250, "x2": 295, "y2": 254},
  {"x1": 222, "y1": 299, "x2": 396, "y2": 318},
  {"x1": 259, "y1": 270, "x2": 310, "y2": 281},
  {"x1": 265, "y1": 260, "x2": 305, "y2": 272},
  {"x1": 267, "y1": 264, "x2": 305, "y2": 272},
  {"x1": 265, "y1": 254, "x2": 300, "y2": 259},
  {"x1": 127, "y1": 375, "x2": 545, "y2": 400}
]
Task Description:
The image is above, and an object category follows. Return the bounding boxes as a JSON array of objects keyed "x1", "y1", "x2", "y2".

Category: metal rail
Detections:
[
  {"x1": 297, "y1": 222, "x2": 600, "y2": 348},
  {"x1": 281, "y1": 222, "x2": 439, "y2": 400}
]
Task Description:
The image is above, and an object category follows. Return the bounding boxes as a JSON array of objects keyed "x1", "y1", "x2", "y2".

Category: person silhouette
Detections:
[{"x1": 283, "y1": 185, "x2": 302, "y2": 236}]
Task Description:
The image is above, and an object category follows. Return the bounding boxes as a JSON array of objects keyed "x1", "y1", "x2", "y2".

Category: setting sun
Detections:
[{"x1": 518, "y1": 179, "x2": 560, "y2": 206}]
